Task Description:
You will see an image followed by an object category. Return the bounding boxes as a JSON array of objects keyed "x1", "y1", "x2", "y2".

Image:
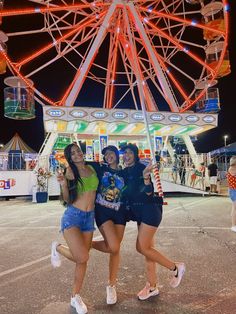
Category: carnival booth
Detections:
[{"x1": 0, "y1": 134, "x2": 37, "y2": 197}]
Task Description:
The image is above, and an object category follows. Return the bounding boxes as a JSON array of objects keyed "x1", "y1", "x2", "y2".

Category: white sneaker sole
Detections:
[
  {"x1": 107, "y1": 299, "x2": 117, "y2": 305},
  {"x1": 138, "y1": 289, "x2": 160, "y2": 301}
]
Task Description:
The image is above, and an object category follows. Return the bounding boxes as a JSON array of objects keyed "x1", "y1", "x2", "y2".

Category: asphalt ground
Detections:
[{"x1": 0, "y1": 195, "x2": 236, "y2": 314}]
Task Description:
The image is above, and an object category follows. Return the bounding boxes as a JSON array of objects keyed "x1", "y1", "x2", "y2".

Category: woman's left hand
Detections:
[{"x1": 143, "y1": 160, "x2": 155, "y2": 178}]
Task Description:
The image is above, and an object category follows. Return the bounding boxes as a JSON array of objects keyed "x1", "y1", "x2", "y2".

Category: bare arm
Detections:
[
  {"x1": 57, "y1": 168, "x2": 71, "y2": 203},
  {"x1": 143, "y1": 161, "x2": 154, "y2": 195}
]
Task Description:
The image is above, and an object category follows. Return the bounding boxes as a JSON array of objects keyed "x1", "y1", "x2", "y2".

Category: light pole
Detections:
[
  {"x1": 224, "y1": 135, "x2": 228, "y2": 147},
  {"x1": 223, "y1": 135, "x2": 228, "y2": 171}
]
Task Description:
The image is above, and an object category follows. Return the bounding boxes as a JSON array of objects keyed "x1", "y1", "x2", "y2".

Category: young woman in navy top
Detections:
[{"x1": 123, "y1": 144, "x2": 186, "y2": 300}]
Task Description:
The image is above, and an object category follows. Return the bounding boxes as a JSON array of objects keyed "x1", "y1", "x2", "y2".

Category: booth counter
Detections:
[{"x1": 0, "y1": 170, "x2": 35, "y2": 197}]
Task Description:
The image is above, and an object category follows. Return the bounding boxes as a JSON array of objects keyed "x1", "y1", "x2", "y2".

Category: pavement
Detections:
[{"x1": 0, "y1": 194, "x2": 236, "y2": 314}]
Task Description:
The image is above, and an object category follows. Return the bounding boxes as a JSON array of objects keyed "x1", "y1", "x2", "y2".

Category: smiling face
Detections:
[
  {"x1": 70, "y1": 145, "x2": 84, "y2": 163},
  {"x1": 104, "y1": 149, "x2": 118, "y2": 167},
  {"x1": 123, "y1": 148, "x2": 135, "y2": 167}
]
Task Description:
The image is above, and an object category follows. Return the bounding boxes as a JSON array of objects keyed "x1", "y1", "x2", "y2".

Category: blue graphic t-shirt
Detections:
[{"x1": 96, "y1": 165, "x2": 125, "y2": 211}]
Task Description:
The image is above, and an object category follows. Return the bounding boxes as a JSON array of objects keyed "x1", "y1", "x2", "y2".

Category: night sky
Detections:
[{"x1": 0, "y1": 0, "x2": 235, "y2": 153}]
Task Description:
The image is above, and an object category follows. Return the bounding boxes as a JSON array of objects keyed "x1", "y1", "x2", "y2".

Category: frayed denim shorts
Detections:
[
  {"x1": 229, "y1": 189, "x2": 236, "y2": 202},
  {"x1": 61, "y1": 204, "x2": 95, "y2": 233}
]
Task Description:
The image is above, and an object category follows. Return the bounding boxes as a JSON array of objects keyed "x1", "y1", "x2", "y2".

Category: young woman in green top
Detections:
[{"x1": 52, "y1": 143, "x2": 98, "y2": 314}]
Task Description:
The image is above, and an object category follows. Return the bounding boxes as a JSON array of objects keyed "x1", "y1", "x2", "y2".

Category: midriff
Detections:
[{"x1": 72, "y1": 190, "x2": 96, "y2": 212}]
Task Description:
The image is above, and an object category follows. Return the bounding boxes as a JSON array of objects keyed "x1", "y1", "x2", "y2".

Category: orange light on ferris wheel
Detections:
[
  {"x1": 140, "y1": 6, "x2": 226, "y2": 37},
  {"x1": 145, "y1": 19, "x2": 215, "y2": 75},
  {"x1": 0, "y1": 3, "x2": 108, "y2": 17},
  {"x1": 17, "y1": 13, "x2": 106, "y2": 68},
  {"x1": 107, "y1": 17, "x2": 121, "y2": 110},
  {"x1": 1, "y1": 51, "x2": 56, "y2": 106}
]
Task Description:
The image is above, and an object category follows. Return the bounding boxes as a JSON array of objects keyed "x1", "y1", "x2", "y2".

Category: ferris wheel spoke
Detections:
[
  {"x1": 25, "y1": 30, "x2": 96, "y2": 79},
  {"x1": 124, "y1": 14, "x2": 159, "y2": 112},
  {"x1": 128, "y1": 3, "x2": 179, "y2": 112},
  {"x1": 64, "y1": 2, "x2": 117, "y2": 106},
  {"x1": 140, "y1": 5, "x2": 226, "y2": 38},
  {"x1": 16, "y1": 10, "x2": 107, "y2": 69},
  {"x1": 0, "y1": 3, "x2": 107, "y2": 18},
  {"x1": 117, "y1": 43, "x2": 139, "y2": 110},
  {"x1": 144, "y1": 19, "x2": 214, "y2": 75},
  {"x1": 104, "y1": 13, "x2": 121, "y2": 109}
]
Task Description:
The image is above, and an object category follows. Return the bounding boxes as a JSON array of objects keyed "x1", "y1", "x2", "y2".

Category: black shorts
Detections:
[
  {"x1": 126, "y1": 202, "x2": 163, "y2": 227},
  {"x1": 95, "y1": 204, "x2": 127, "y2": 228}
]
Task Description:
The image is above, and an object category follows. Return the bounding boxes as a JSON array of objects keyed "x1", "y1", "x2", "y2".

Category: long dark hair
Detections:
[{"x1": 63, "y1": 143, "x2": 84, "y2": 204}]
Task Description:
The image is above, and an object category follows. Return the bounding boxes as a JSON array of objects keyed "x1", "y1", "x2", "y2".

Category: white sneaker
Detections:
[
  {"x1": 106, "y1": 285, "x2": 117, "y2": 304},
  {"x1": 137, "y1": 282, "x2": 159, "y2": 300},
  {"x1": 71, "y1": 294, "x2": 88, "y2": 314},
  {"x1": 170, "y1": 262, "x2": 186, "y2": 288},
  {"x1": 231, "y1": 226, "x2": 236, "y2": 233},
  {"x1": 51, "y1": 241, "x2": 61, "y2": 268}
]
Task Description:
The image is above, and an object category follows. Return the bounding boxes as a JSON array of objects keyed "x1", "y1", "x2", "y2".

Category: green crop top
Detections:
[{"x1": 77, "y1": 165, "x2": 99, "y2": 194}]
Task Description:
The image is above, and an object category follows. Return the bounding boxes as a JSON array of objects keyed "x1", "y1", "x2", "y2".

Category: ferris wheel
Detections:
[{"x1": 0, "y1": 0, "x2": 230, "y2": 117}]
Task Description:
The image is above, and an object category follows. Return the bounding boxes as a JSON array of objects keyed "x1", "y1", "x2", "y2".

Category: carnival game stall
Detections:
[{"x1": 0, "y1": 133, "x2": 38, "y2": 197}]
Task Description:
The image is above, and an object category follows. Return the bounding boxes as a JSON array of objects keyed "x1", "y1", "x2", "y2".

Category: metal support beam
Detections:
[
  {"x1": 65, "y1": 3, "x2": 117, "y2": 106},
  {"x1": 128, "y1": 3, "x2": 179, "y2": 112}
]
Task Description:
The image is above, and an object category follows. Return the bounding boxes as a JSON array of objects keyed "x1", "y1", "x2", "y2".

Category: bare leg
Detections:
[
  {"x1": 63, "y1": 227, "x2": 93, "y2": 295},
  {"x1": 137, "y1": 225, "x2": 157, "y2": 287},
  {"x1": 92, "y1": 221, "x2": 125, "y2": 285},
  {"x1": 136, "y1": 223, "x2": 175, "y2": 270},
  {"x1": 145, "y1": 258, "x2": 157, "y2": 287},
  {"x1": 57, "y1": 244, "x2": 74, "y2": 262},
  {"x1": 210, "y1": 184, "x2": 213, "y2": 193}
]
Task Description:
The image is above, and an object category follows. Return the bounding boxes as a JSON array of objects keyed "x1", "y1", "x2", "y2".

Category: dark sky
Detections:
[{"x1": 0, "y1": 0, "x2": 235, "y2": 153}]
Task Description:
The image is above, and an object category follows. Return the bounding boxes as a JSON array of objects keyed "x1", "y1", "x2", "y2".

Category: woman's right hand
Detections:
[{"x1": 56, "y1": 168, "x2": 67, "y2": 186}]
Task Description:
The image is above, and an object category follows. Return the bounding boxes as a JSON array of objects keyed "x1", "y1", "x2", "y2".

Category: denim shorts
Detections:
[
  {"x1": 95, "y1": 204, "x2": 127, "y2": 228},
  {"x1": 229, "y1": 189, "x2": 236, "y2": 202},
  {"x1": 126, "y1": 202, "x2": 163, "y2": 227},
  {"x1": 61, "y1": 204, "x2": 95, "y2": 233}
]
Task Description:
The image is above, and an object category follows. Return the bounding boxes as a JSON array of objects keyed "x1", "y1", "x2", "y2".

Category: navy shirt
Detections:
[{"x1": 123, "y1": 162, "x2": 155, "y2": 204}]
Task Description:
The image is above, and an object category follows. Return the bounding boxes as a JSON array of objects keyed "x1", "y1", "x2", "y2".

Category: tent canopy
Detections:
[
  {"x1": 210, "y1": 142, "x2": 236, "y2": 155},
  {"x1": 0, "y1": 133, "x2": 36, "y2": 153}
]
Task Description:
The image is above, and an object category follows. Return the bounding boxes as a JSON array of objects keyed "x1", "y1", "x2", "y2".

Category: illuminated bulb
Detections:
[
  {"x1": 224, "y1": 4, "x2": 230, "y2": 12},
  {"x1": 191, "y1": 20, "x2": 197, "y2": 26}
]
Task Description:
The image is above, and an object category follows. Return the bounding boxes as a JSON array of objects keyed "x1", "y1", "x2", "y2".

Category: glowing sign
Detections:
[
  {"x1": 91, "y1": 111, "x2": 108, "y2": 119},
  {"x1": 132, "y1": 112, "x2": 143, "y2": 120},
  {"x1": 112, "y1": 111, "x2": 127, "y2": 119},
  {"x1": 203, "y1": 115, "x2": 215, "y2": 123},
  {"x1": 150, "y1": 113, "x2": 165, "y2": 121},
  {"x1": 168, "y1": 114, "x2": 182, "y2": 122},
  {"x1": 70, "y1": 110, "x2": 86, "y2": 118},
  {"x1": 47, "y1": 109, "x2": 65, "y2": 117},
  {"x1": 186, "y1": 115, "x2": 199, "y2": 122}
]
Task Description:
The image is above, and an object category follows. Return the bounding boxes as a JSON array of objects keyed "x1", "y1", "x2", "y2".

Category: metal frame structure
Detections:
[{"x1": 0, "y1": 0, "x2": 229, "y2": 112}]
